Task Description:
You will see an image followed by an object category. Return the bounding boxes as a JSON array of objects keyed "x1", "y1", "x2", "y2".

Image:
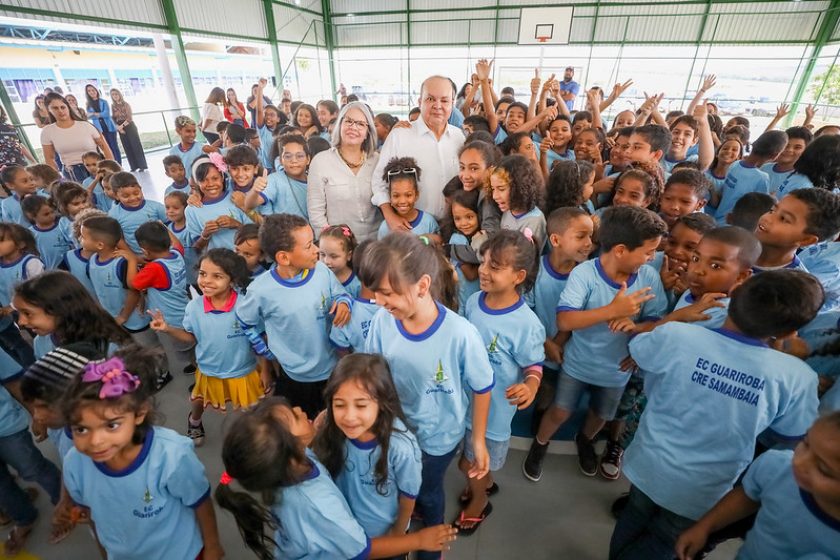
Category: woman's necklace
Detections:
[{"x1": 338, "y1": 147, "x2": 365, "y2": 169}]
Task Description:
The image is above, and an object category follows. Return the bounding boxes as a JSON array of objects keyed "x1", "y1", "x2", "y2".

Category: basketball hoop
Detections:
[{"x1": 537, "y1": 36, "x2": 549, "y2": 43}]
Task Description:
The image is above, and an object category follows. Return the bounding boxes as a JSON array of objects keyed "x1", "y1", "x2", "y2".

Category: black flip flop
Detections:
[{"x1": 453, "y1": 501, "x2": 493, "y2": 537}]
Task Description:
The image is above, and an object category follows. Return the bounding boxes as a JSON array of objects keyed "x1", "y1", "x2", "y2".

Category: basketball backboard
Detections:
[{"x1": 518, "y1": 7, "x2": 574, "y2": 45}]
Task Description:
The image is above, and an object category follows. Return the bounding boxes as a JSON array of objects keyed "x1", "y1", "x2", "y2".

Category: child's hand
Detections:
[
  {"x1": 692, "y1": 103, "x2": 708, "y2": 120},
  {"x1": 467, "y1": 438, "x2": 490, "y2": 479},
  {"x1": 774, "y1": 103, "x2": 790, "y2": 120},
  {"x1": 201, "y1": 220, "x2": 220, "y2": 238},
  {"x1": 700, "y1": 74, "x2": 716, "y2": 93},
  {"x1": 505, "y1": 382, "x2": 536, "y2": 410},
  {"x1": 216, "y1": 216, "x2": 241, "y2": 229},
  {"x1": 530, "y1": 68, "x2": 541, "y2": 95},
  {"x1": 475, "y1": 58, "x2": 493, "y2": 82},
  {"x1": 31, "y1": 419, "x2": 47, "y2": 442},
  {"x1": 659, "y1": 255, "x2": 685, "y2": 291},
  {"x1": 230, "y1": 191, "x2": 246, "y2": 211},
  {"x1": 805, "y1": 103, "x2": 816, "y2": 125},
  {"x1": 115, "y1": 314, "x2": 128, "y2": 326},
  {"x1": 415, "y1": 524, "x2": 458, "y2": 552},
  {"x1": 670, "y1": 292, "x2": 726, "y2": 323},
  {"x1": 771, "y1": 332, "x2": 810, "y2": 359},
  {"x1": 540, "y1": 74, "x2": 556, "y2": 94},
  {"x1": 539, "y1": 138, "x2": 553, "y2": 154},
  {"x1": 619, "y1": 355, "x2": 638, "y2": 373},
  {"x1": 609, "y1": 283, "x2": 655, "y2": 319},
  {"x1": 674, "y1": 523, "x2": 710, "y2": 560},
  {"x1": 187, "y1": 192, "x2": 203, "y2": 208},
  {"x1": 608, "y1": 317, "x2": 637, "y2": 333},
  {"x1": 147, "y1": 309, "x2": 168, "y2": 332},
  {"x1": 312, "y1": 408, "x2": 328, "y2": 434},
  {"x1": 544, "y1": 339, "x2": 563, "y2": 364},
  {"x1": 331, "y1": 301, "x2": 351, "y2": 327},
  {"x1": 0, "y1": 306, "x2": 13, "y2": 317},
  {"x1": 253, "y1": 168, "x2": 269, "y2": 193},
  {"x1": 612, "y1": 79, "x2": 634, "y2": 99},
  {"x1": 113, "y1": 249, "x2": 135, "y2": 262},
  {"x1": 540, "y1": 105, "x2": 559, "y2": 122}
]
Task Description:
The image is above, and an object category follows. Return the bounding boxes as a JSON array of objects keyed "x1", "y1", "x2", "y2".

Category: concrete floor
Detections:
[{"x1": 2, "y1": 148, "x2": 741, "y2": 559}]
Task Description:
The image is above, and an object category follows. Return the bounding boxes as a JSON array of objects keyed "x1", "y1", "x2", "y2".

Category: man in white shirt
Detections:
[{"x1": 371, "y1": 76, "x2": 465, "y2": 227}]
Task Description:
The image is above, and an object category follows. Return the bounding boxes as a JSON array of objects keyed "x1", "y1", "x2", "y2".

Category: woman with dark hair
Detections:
[
  {"x1": 201, "y1": 87, "x2": 226, "y2": 144},
  {"x1": 64, "y1": 94, "x2": 87, "y2": 121},
  {"x1": 40, "y1": 93, "x2": 113, "y2": 181},
  {"x1": 109, "y1": 88, "x2": 147, "y2": 172},
  {"x1": 0, "y1": 104, "x2": 36, "y2": 169},
  {"x1": 84, "y1": 84, "x2": 121, "y2": 164},
  {"x1": 31, "y1": 95, "x2": 50, "y2": 129},
  {"x1": 224, "y1": 88, "x2": 248, "y2": 128}
]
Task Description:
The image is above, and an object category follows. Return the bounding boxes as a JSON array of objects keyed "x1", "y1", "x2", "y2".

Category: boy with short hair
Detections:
[
  {"x1": 657, "y1": 212, "x2": 717, "y2": 295},
  {"x1": 86, "y1": 159, "x2": 121, "y2": 212},
  {"x1": 799, "y1": 189, "x2": 840, "y2": 311},
  {"x1": 761, "y1": 125, "x2": 813, "y2": 194},
  {"x1": 463, "y1": 115, "x2": 491, "y2": 136},
  {"x1": 609, "y1": 270, "x2": 823, "y2": 560},
  {"x1": 106, "y1": 171, "x2": 166, "y2": 254},
  {"x1": 523, "y1": 206, "x2": 668, "y2": 481},
  {"x1": 754, "y1": 188, "x2": 840, "y2": 272},
  {"x1": 659, "y1": 169, "x2": 711, "y2": 228},
  {"x1": 712, "y1": 130, "x2": 787, "y2": 224},
  {"x1": 662, "y1": 107, "x2": 714, "y2": 174},
  {"x1": 80, "y1": 150, "x2": 104, "y2": 204},
  {"x1": 726, "y1": 191, "x2": 774, "y2": 232},
  {"x1": 162, "y1": 155, "x2": 190, "y2": 196},
  {"x1": 121, "y1": 221, "x2": 194, "y2": 378},
  {"x1": 628, "y1": 124, "x2": 671, "y2": 167}
]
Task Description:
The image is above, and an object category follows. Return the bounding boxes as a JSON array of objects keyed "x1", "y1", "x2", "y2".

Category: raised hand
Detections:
[
  {"x1": 612, "y1": 79, "x2": 634, "y2": 98},
  {"x1": 147, "y1": 309, "x2": 168, "y2": 332},
  {"x1": 774, "y1": 103, "x2": 790, "y2": 120},
  {"x1": 475, "y1": 58, "x2": 493, "y2": 82},
  {"x1": 253, "y1": 168, "x2": 269, "y2": 193},
  {"x1": 530, "y1": 68, "x2": 541, "y2": 95},
  {"x1": 700, "y1": 74, "x2": 716, "y2": 92},
  {"x1": 610, "y1": 283, "x2": 655, "y2": 318}
]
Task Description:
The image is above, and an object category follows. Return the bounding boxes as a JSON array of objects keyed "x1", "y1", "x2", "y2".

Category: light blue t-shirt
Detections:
[
  {"x1": 341, "y1": 272, "x2": 361, "y2": 299},
  {"x1": 256, "y1": 124, "x2": 275, "y2": 171},
  {"x1": 329, "y1": 297, "x2": 378, "y2": 352},
  {"x1": 182, "y1": 292, "x2": 256, "y2": 378},
  {"x1": 1, "y1": 194, "x2": 28, "y2": 226},
  {"x1": 236, "y1": 262, "x2": 350, "y2": 382},
  {"x1": 108, "y1": 200, "x2": 168, "y2": 254},
  {"x1": 661, "y1": 153, "x2": 698, "y2": 174},
  {"x1": 0, "y1": 348, "x2": 28, "y2": 438},
  {"x1": 760, "y1": 163, "x2": 795, "y2": 195},
  {"x1": 184, "y1": 192, "x2": 252, "y2": 251},
  {"x1": 365, "y1": 303, "x2": 495, "y2": 455},
  {"x1": 87, "y1": 254, "x2": 149, "y2": 331},
  {"x1": 61, "y1": 248, "x2": 96, "y2": 295},
  {"x1": 143, "y1": 251, "x2": 188, "y2": 328},
  {"x1": 820, "y1": 380, "x2": 840, "y2": 414},
  {"x1": 334, "y1": 420, "x2": 422, "y2": 538},
  {"x1": 752, "y1": 254, "x2": 808, "y2": 275},
  {"x1": 546, "y1": 147, "x2": 575, "y2": 170},
  {"x1": 776, "y1": 172, "x2": 813, "y2": 198},
  {"x1": 47, "y1": 426, "x2": 74, "y2": 464},
  {"x1": 530, "y1": 254, "x2": 571, "y2": 370},
  {"x1": 450, "y1": 233, "x2": 480, "y2": 315},
  {"x1": 57, "y1": 216, "x2": 77, "y2": 250},
  {"x1": 164, "y1": 181, "x2": 190, "y2": 198},
  {"x1": 30, "y1": 219, "x2": 72, "y2": 269},
  {"x1": 714, "y1": 161, "x2": 770, "y2": 224},
  {"x1": 800, "y1": 242, "x2": 840, "y2": 311},
  {"x1": 465, "y1": 292, "x2": 545, "y2": 442},
  {"x1": 673, "y1": 290, "x2": 730, "y2": 329},
  {"x1": 167, "y1": 223, "x2": 199, "y2": 287},
  {"x1": 259, "y1": 170, "x2": 309, "y2": 218},
  {"x1": 556, "y1": 258, "x2": 668, "y2": 387},
  {"x1": 705, "y1": 169, "x2": 727, "y2": 199},
  {"x1": 272, "y1": 452, "x2": 370, "y2": 560},
  {"x1": 624, "y1": 323, "x2": 819, "y2": 520},
  {"x1": 738, "y1": 449, "x2": 840, "y2": 560},
  {"x1": 377, "y1": 210, "x2": 439, "y2": 240},
  {"x1": 0, "y1": 254, "x2": 44, "y2": 308},
  {"x1": 168, "y1": 142, "x2": 205, "y2": 180},
  {"x1": 63, "y1": 427, "x2": 209, "y2": 560}
]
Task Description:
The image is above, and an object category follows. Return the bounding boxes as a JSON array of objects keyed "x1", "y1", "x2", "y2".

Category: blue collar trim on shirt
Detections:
[
  {"x1": 202, "y1": 193, "x2": 227, "y2": 205},
  {"x1": 302, "y1": 460, "x2": 320, "y2": 481},
  {"x1": 169, "y1": 223, "x2": 186, "y2": 233},
  {"x1": 122, "y1": 200, "x2": 147, "y2": 212},
  {"x1": 33, "y1": 219, "x2": 60, "y2": 233},
  {"x1": 178, "y1": 142, "x2": 194, "y2": 153},
  {"x1": 543, "y1": 254, "x2": 570, "y2": 281},
  {"x1": 342, "y1": 271, "x2": 356, "y2": 288},
  {"x1": 94, "y1": 254, "x2": 116, "y2": 266},
  {"x1": 800, "y1": 489, "x2": 840, "y2": 532},
  {"x1": 171, "y1": 181, "x2": 189, "y2": 190},
  {"x1": 511, "y1": 209, "x2": 531, "y2": 219},
  {"x1": 740, "y1": 161, "x2": 757, "y2": 169},
  {"x1": 93, "y1": 427, "x2": 154, "y2": 477},
  {"x1": 64, "y1": 425, "x2": 73, "y2": 440},
  {"x1": 270, "y1": 266, "x2": 313, "y2": 287},
  {"x1": 73, "y1": 248, "x2": 89, "y2": 263},
  {"x1": 349, "y1": 437, "x2": 378, "y2": 450},
  {"x1": 408, "y1": 211, "x2": 424, "y2": 228},
  {"x1": 396, "y1": 302, "x2": 446, "y2": 341},
  {"x1": 711, "y1": 328, "x2": 767, "y2": 348},
  {"x1": 788, "y1": 255, "x2": 801, "y2": 269},
  {"x1": 478, "y1": 291, "x2": 524, "y2": 315},
  {"x1": 0, "y1": 254, "x2": 25, "y2": 269},
  {"x1": 595, "y1": 257, "x2": 636, "y2": 289}
]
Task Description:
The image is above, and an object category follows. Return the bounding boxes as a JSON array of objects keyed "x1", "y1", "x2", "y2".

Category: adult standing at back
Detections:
[
  {"x1": 371, "y1": 75, "x2": 464, "y2": 228},
  {"x1": 85, "y1": 84, "x2": 122, "y2": 164},
  {"x1": 110, "y1": 88, "x2": 147, "y2": 172},
  {"x1": 200, "y1": 87, "x2": 226, "y2": 144},
  {"x1": 40, "y1": 93, "x2": 113, "y2": 181},
  {"x1": 308, "y1": 101, "x2": 381, "y2": 241},
  {"x1": 0, "y1": 105, "x2": 36, "y2": 169},
  {"x1": 558, "y1": 66, "x2": 580, "y2": 111}
]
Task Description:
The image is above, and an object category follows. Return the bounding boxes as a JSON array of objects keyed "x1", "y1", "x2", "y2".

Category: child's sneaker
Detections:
[
  {"x1": 599, "y1": 440, "x2": 624, "y2": 480},
  {"x1": 575, "y1": 432, "x2": 598, "y2": 476},
  {"x1": 522, "y1": 439, "x2": 549, "y2": 482},
  {"x1": 186, "y1": 415, "x2": 205, "y2": 447},
  {"x1": 155, "y1": 371, "x2": 173, "y2": 392}
]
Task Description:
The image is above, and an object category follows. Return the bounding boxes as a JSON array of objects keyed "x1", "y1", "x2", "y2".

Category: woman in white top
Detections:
[
  {"x1": 40, "y1": 92, "x2": 113, "y2": 182},
  {"x1": 307, "y1": 101, "x2": 382, "y2": 242},
  {"x1": 200, "y1": 87, "x2": 226, "y2": 144}
]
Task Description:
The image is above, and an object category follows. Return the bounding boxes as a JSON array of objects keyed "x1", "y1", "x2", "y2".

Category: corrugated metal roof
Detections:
[
  {"x1": 274, "y1": 3, "x2": 325, "y2": 45},
  {"x1": 411, "y1": 0, "x2": 496, "y2": 9},
  {"x1": 335, "y1": 22, "x2": 405, "y2": 46},
  {"x1": 173, "y1": 0, "x2": 267, "y2": 39},
  {"x1": 1, "y1": 0, "x2": 165, "y2": 26},
  {"x1": 703, "y1": 11, "x2": 822, "y2": 42},
  {"x1": 329, "y1": 0, "x2": 406, "y2": 14}
]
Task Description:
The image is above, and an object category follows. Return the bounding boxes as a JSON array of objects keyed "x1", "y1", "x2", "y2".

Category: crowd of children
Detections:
[{"x1": 0, "y1": 61, "x2": 839, "y2": 559}]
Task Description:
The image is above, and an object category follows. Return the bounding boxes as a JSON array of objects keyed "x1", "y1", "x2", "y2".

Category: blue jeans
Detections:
[
  {"x1": 0, "y1": 320, "x2": 34, "y2": 369},
  {"x1": 0, "y1": 429, "x2": 62, "y2": 525},
  {"x1": 416, "y1": 447, "x2": 457, "y2": 560},
  {"x1": 102, "y1": 130, "x2": 122, "y2": 164},
  {"x1": 62, "y1": 162, "x2": 90, "y2": 183},
  {"x1": 609, "y1": 485, "x2": 696, "y2": 560}
]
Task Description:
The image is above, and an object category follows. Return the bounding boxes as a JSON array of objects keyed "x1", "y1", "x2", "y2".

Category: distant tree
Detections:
[{"x1": 811, "y1": 65, "x2": 840, "y2": 105}]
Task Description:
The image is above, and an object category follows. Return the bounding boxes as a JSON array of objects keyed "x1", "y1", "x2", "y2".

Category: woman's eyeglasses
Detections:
[{"x1": 341, "y1": 117, "x2": 367, "y2": 130}]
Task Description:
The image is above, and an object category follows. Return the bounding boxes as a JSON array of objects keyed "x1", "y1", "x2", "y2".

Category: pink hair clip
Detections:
[
  {"x1": 523, "y1": 227, "x2": 535, "y2": 244},
  {"x1": 207, "y1": 152, "x2": 228, "y2": 174},
  {"x1": 341, "y1": 226, "x2": 351, "y2": 237},
  {"x1": 81, "y1": 357, "x2": 140, "y2": 400}
]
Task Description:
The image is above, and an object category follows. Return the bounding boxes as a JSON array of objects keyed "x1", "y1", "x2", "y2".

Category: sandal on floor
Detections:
[
  {"x1": 5, "y1": 523, "x2": 34, "y2": 557},
  {"x1": 458, "y1": 482, "x2": 500, "y2": 505},
  {"x1": 48, "y1": 520, "x2": 75, "y2": 545},
  {"x1": 453, "y1": 501, "x2": 493, "y2": 537}
]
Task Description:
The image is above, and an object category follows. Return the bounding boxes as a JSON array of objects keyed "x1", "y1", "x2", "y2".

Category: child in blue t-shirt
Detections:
[
  {"x1": 236, "y1": 213, "x2": 352, "y2": 419},
  {"x1": 330, "y1": 240, "x2": 379, "y2": 353},
  {"x1": 61, "y1": 345, "x2": 223, "y2": 560},
  {"x1": 216, "y1": 397, "x2": 456, "y2": 559},
  {"x1": 164, "y1": 190, "x2": 204, "y2": 288},
  {"x1": 524, "y1": 206, "x2": 668, "y2": 483},
  {"x1": 659, "y1": 169, "x2": 711, "y2": 229},
  {"x1": 377, "y1": 156, "x2": 440, "y2": 241},
  {"x1": 185, "y1": 157, "x2": 251, "y2": 251},
  {"x1": 0, "y1": 165, "x2": 41, "y2": 225},
  {"x1": 223, "y1": 145, "x2": 266, "y2": 225},
  {"x1": 488, "y1": 154, "x2": 546, "y2": 249},
  {"x1": 754, "y1": 188, "x2": 840, "y2": 273},
  {"x1": 459, "y1": 231, "x2": 545, "y2": 535},
  {"x1": 246, "y1": 134, "x2": 310, "y2": 219},
  {"x1": 252, "y1": 78, "x2": 281, "y2": 171},
  {"x1": 711, "y1": 130, "x2": 787, "y2": 224},
  {"x1": 86, "y1": 157, "x2": 120, "y2": 212},
  {"x1": 527, "y1": 207, "x2": 594, "y2": 431},
  {"x1": 610, "y1": 270, "x2": 824, "y2": 560},
  {"x1": 312, "y1": 354, "x2": 423, "y2": 539},
  {"x1": 362, "y1": 232, "x2": 493, "y2": 559},
  {"x1": 162, "y1": 154, "x2": 191, "y2": 197},
  {"x1": 233, "y1": 223, "x2": 269, "y2": 280},
  {"x1": 675, "y1": 413, "x2": 840, "y2": 560},
  {"x1": 106, "y1": 171, "x2": 167, "y2": 255},
  {"x1": 319, "y1": 224, "x2": 360, "y2": 297},
  {"x1": 444, "y1": 189, "x2": 482, "y2": 314},
  {"x1": 169, "y1": 115, "x2": 210, "y2": 180},
  {"x1": 22, "y1": 195, "x2": 71, "y2": 269},
  {"x1": 705, "y1": 138, "x2": 744, "y2": 202},
  {"x1": 54, "y1": 181, "x2": 93, "y2": 250},
  {"x1": 761, "y1": 126, "x2": 812, "y2": 195}
]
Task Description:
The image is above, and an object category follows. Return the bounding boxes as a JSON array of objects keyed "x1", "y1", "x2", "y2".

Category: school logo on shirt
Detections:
[
  {"x1": 487, "y1": 334, "x2": 502, "y2": 366},
  {"x1": 426, "y1": 360, "x2": 454, "y2": 395},
  {"x1": 133, "y1": 487, "x2": 164, "y2": 519},
  {"x1": 316, "y1": 292, "x2": 328, "y2": 319},
  {"x1": 143, "y1": 488, "x2": 153, "y2": 504},
  {"x1": 228, "y1": 319, "x2": 245, "y2": 339}
]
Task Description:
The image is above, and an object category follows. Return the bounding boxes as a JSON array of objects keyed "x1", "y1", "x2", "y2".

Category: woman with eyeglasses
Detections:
[{"x1": 307, "y1": 101, "x2": 382, "y2": 241}]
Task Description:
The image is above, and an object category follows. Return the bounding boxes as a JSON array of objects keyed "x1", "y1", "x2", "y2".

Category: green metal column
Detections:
[
  {"x1": 0, "y1": 81, "x2": 38, "y2": 161},
  {"x1": 320, "y1": 0, "x2": 338, "y2": 101},
  {"x1": 264, "y1": 0, "x2": 284, "y2": 91},
  {"x1": 680, "y1": 0, "x2": 713, "y2": 111},
  {"x1": 786, "y1": 0, "x2": 840, "y2": 126},
  {"x1": 160, "y1": 0, "x2": 200, "y2": 123}
]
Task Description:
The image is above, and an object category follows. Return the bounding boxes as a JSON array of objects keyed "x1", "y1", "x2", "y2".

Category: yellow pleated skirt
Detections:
[{"x1": 190, "y1": 367, "x2": 264, "y2": 411}]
